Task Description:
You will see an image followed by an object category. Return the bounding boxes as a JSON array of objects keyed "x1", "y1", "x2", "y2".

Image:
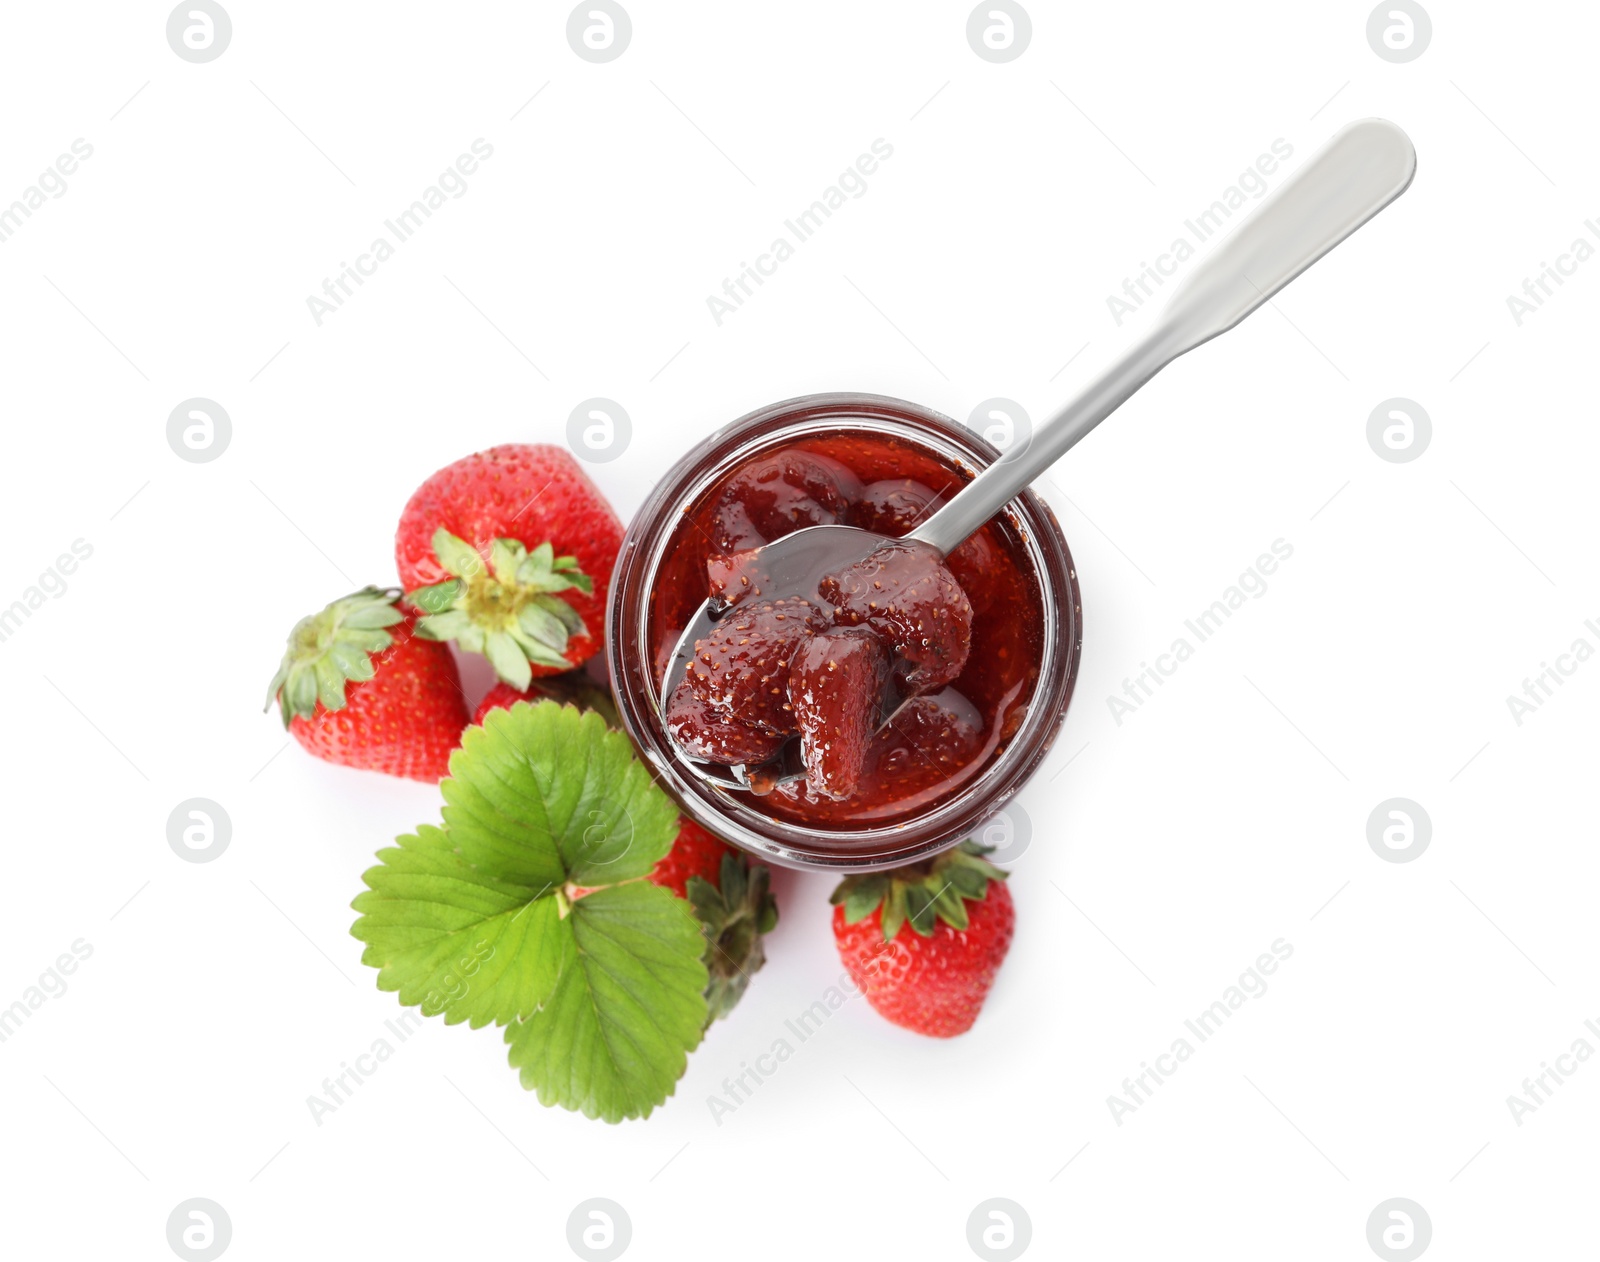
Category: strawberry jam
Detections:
[{"x1": 650, "y1": 430, "x2": 1047, "y2": 829}]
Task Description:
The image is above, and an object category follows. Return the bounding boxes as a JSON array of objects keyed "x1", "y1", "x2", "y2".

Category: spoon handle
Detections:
[{"x1": 910, "y1": 117, "x2": 1417, "y2": 557}]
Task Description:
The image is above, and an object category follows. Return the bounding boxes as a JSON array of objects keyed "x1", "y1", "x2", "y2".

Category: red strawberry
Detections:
[
  {"x1": 831, "y1": 842, "x2": 1014, "y2": 1037},
  {"x1": 395, "y1": 445, "x2": 623, "y2": 690},
  {"x1": 649, "y1": 817, "x2": 733, "y2": 900},
  {"x1": 655, "y1": 818, "x2": 779, "y2": 1023},
  {"x1": 788, "y1": 627, "x2": 888, "y2": 799},
  {"x1": 820, "y1": 538, "x2": 973, "y2": 694},
  {"x1": 266, "y1": 588, "x2": 469, "y2": 782},
  {"x1": 472, "y1": 681, "x2": 533, "y2": 726},
  {"x1": 471, "y1": 672, "x2": 620, "y2": 728}
]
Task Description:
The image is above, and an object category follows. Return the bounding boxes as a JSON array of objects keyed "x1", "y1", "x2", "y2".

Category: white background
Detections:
[{"x1": 1, "y1": 2, "x2": 1595, "y2": 1259}]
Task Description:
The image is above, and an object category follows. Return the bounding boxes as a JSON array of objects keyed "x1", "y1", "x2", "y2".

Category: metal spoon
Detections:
[{"x1": 663, "y1": 118, "x2": 1418, "y2": 793}]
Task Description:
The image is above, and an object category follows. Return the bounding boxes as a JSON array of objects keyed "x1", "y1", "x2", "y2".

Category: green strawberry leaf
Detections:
[
  {"x1": 512, "y1": 629, "x2": 576, "y2": 672},
  {"x1": 880, "y1": 895, "x2": 907, "y2": 943},
  {"x1": 433, "y1": 527, "x2": 486, "y2": 579},
  {"x1": 351, "y1": 701, "x2": 689, "y2": 1052},
  {"x1": 442, "y1": 701, "x2": 675, "y2": 887},
  {"x1": 518, "y1": 542, "x2": 595, "y2": 597},
  {"x1": 547, "y1": 596, "x2": 588, "y2": 637},
  {"x1": 484, "y1": 631, "x2": 534, "y2": 690},
  {"x1": 409, "y1": 579, "x2": 463, "y2": 615},
  {"x1": 903, "y1": 884, "x2": 938, "y2": 937},
  {"x1": 833, "y1": 874, "x2": 888, "y2": 925},
  {"x1": 489, "y1": 537, "x2": 525, "y2": 583},
  {"x1": 946, "y1": 864, "x2": 989, "y2": 899},
  {"x1": 930, "y1": 882, "x2": 970, "y2": 932},
  {"x1": 505, "y1": 881, "x2": 708, "y2": 1123},
  {"x1": 524, "y1": 540, "x2": 556, "y2": 575},
  {"x1": 349, "y1": 823, "x2": 573, "y2": 1027},
  {"x1": 415, "y1": 608, "x2": 474, "y2": 642},
  {"x1": 517, "y1": 602, "x2": 572, "y2": 651}
]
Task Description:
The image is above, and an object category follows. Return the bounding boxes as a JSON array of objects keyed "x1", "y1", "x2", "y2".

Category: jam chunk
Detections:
[
  {"x1": 820, "y1": 539, "x2": 973, "y2": 694},
  {"x1": 851, "y1": 478, "x2": 942, "y2": 536},
  {"x1": 710, "y1": 452, "x2": 862, "y2": 551},
  {"x1": 852, "y1": 478, "x2": 1002, "y2": 615},
  {"x1": 677, "y1": 597, "x2": 826, "y2": 734},
  {"x1": 788, "y1": 628, "x2": 889, "y2": 800},
  {"x1": 706, "y1": 548, "x2": 769, "y2": 607},
  {"x1": 665, "y1": 678, "x2": 787, "y2": 765}
]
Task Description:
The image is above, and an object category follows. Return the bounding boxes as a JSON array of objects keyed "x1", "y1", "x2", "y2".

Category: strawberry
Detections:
[
  {"x1": 472, "y1": 681, "x2": 534, "y2": 726},
  {"x1": 471, "y1": 672, "x2": 620, "y2": 729},
  {"x1": 266, "y1": 588, "x2": 469, "y2": 782},
  {"x1": 656, "y1": 819, "x2": 779, "y2": 1022},
  {"x1": 788, "y1": 627, "x2": 888, "y2": 799},
  {"x1": 395, "y1": 444, "x2": 623, "y2": 690},
  {"x1": 649, "y1": 817, "x2": 735, "y2": 900},
  {"x1": 830, "y1": 842, "x2": 1014, "y2": 1037}
]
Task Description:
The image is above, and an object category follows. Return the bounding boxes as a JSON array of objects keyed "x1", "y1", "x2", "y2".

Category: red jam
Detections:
[{"x1": 649, "y1": 430, "x2": 1046, "y2": 828}]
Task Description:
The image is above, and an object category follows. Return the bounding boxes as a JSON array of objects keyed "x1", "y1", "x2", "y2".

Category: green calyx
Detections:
[
  {"x1": 265, "y1": 587, "x2": 406, "y2": 726},
  {"x1": 408, "y1": 527, "x2": 593, "y2": 690},
  {"x1": 687, "y1": 853, "x2": 780, "y2": 1024},
  {"x1": 830, "y1": 840, "x2": 1008, "y2": 943}
]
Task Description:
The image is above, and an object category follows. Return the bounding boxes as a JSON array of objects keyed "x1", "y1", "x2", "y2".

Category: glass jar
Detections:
[{"x1": 606, "y1": 393, "x2": 1082, "y2": 871}]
